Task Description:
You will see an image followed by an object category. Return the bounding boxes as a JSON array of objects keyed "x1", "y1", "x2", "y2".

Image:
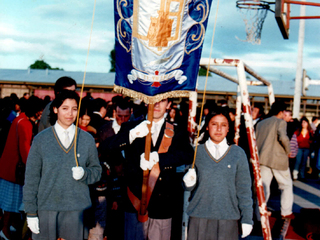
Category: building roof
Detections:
[
  {"x1": 0, "y1": 68, "x2": 319, "y2": 99},
  {"x1": 0, "y1": 68, "x2": 114, "y2": 88}
]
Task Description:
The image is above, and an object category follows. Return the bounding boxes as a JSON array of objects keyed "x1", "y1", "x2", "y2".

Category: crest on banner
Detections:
[{"x1": 114, "y1": 0, "x2": 212, "y2": 103}]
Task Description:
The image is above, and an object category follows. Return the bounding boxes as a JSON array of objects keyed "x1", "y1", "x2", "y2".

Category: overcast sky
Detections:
[{"x1": 0, "y1": 0, "x2": 319, "y2": 82}]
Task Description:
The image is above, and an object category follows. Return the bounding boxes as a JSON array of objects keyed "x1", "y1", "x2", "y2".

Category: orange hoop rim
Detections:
[{"x1": 236, "y1": 0, "x2": 272, "y2": 10}]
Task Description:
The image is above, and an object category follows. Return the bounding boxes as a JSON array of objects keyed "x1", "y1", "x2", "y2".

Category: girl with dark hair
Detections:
[
  {"x1": 183, "y1": 107, "x2": 253, "y2": 240},
  {"x1": 293, "y1": 116, "x2": 313, "y2": 180},
  {"x1": 23, "y1": 90, "x2": 102, "y2": 240},
  {"x1": 167, "y1": 107, "x2": 181, "y2": 126},
  {"x1": 78, "y1": 104, "x2": 91, "y2": 132}
]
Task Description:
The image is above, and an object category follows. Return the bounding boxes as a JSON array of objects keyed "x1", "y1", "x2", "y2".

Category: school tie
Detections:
[
  {"x1": 152, "y1": 123, "x2": 159, "y2": 146},
  {"x1": 215, "y1": 144, "x2": 220, "y2": 159},
  {"x1": 64, "y1": 130, "x2": 70, "y2": 148}
]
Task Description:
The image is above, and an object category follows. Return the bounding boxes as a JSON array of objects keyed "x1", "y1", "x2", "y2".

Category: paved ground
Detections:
[{"x1": 248, "y1": 176, "x2": 320, "y2": 240}]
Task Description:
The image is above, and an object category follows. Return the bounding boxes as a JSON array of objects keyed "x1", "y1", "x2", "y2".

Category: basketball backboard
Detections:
[{"x1": 275, "y1": 0, "x2": 290, "y2": 39}]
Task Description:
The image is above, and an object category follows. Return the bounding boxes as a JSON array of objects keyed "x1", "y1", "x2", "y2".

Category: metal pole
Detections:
[
  {"x1": 234, "y1": 86, "x2": 242, "y2": 145},
  {"x1": 267, "y1": 84, "x2": 275, "y2": 106},
  {"x1": 182, "y1": 191, "x2": 190, "y2": 240},
  {"x1": 188, "y1": 91, "x2": 198, "y2": 144},
  {"x1": 293, "y1": 1, "x2": 306, "y2": 118},
  {"x1": 237, "y1": 60, "x2": 272, "y2": 240}
]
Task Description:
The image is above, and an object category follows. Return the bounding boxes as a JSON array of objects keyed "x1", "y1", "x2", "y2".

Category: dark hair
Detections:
[
  {"x1": 287, "y1": 118, "x2": 299, "y2": 139},
  {"x1": 50, "y1": 90, "x2": 80, "y2": 125},
  {"x1": 312, "y1": 116, "x2": 318, "y2": 122},
  {"x1": 0, "y1": 97, "x2": 14, "y2": 120},
  {"x1": 54, "y1": 76, "x2": 77, "y2": 96},
  {"x1": 23, "y1": 96, "x2": 43, "y2": 118},
  {"x1": 115, "y1": 98, "x2": 131, "y2": 111},
  {"x1": 204, "y1": 101, "x2": 218, "y2": 112},
  {"x1": 200, "y1": 106, "x2": 232, "y2": 144},
  {"x1": 91, "y1": 98, "x2": 107, "y2": 112},
  {"x1": 111, "y1": 95, "x2": 124, "y2": 106},
  {"x1": 79, "y1": 102, "x2": 91, "y2": 118},
  {"x1": 229, "y1": 108, "x2": 236, "y2": 115},
  {"x1": 253, "y1": 104, "x2": 264, "y2": 116},
  {"x1": 269, "y1": 101, "x2": 287, "y2": 116},
  {"x1": 296, "y1": 116, "x2": 312, "y2": 136}
]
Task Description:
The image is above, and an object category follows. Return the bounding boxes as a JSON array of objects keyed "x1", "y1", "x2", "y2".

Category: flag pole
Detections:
[{"x1": 139, "y1": 103, "x2": 154, "y2": 222}]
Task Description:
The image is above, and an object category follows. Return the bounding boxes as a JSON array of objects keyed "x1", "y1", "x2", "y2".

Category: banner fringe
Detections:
[{"x1": 114, "y1": 85, "x2": 190, "y2": 104}]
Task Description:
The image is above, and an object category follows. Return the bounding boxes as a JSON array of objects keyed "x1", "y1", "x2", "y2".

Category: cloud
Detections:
[{"x1": 0, "y1": 0, "x2": 319, "y2": 79}]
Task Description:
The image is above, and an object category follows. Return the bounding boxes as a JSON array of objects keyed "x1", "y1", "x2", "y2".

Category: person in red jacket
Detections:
[
  {"x1": 293, "y1": 116, "x2": 313, "y2": 180},
  {"x1": 0, "y1": 97, "x2": 42, "y2": 240}
]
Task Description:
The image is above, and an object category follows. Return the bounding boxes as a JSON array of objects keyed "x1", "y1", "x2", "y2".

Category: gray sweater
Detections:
[
  {"x1": 187, "y1": 144, "x2": 253, "y2": 224},
  {"x1": 23, "y1": 127, "x2": 102, "y2": 216}
]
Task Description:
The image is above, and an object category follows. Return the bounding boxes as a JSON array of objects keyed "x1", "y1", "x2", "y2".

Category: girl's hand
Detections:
[{"x1": 183, "y1": 168, "x2": 197, "y2": 187}]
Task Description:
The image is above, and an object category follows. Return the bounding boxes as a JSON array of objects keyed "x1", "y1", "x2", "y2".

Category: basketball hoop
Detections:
[{"x1": 236, "y1": 0, "x2": 274, "y2": 44}]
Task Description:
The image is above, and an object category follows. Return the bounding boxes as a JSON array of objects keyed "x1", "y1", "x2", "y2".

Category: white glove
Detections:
[
  {"x1": 27, "y1": 217, "x2": 40, "y2": 234},
  {"x1": 311, "y1": 151, "x2": 315, "y2": 158},
  {"x1": 241, "y1": 223, "x2": 253, "y2": 238},
  {"x1": 140, "y1": 152, "x2": 159, "y2": 171},
  {"x1": 183, "y1": 168, "x2": 197, "y2": 187},
  {"x1": 129, "y1": 120, "x2": 155, "y2": 143},
  {"x1": 72, "y1": 166, "x2": 85, "y2": 180}
]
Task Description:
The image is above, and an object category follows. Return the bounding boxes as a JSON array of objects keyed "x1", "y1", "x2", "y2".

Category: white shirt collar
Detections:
[
  {"x1": 151, "y1": 116, "x2": 165, "y2": 145},
  {"x1": 253, "y1": 118, "x2": 259, "y2": 126},
  {"x1": 54, "y1": 122, "x2": 76, "y2": 143},
  {"x1": 205, "y1": 138, "x2": 229, "y2": 158},
  {"x1": 112, "y1": 119, "x2": 121, "y2": 134},
  {"x1": 154, "y1": 116, "x2": 165, "y2": 128},
  {"x1": 93, "y1": 111, "x2": 102, "y2": 117}
]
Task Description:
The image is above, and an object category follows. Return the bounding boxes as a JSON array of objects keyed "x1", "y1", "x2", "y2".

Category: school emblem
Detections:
[{"x1": 114, "y1": 0, "x2": 212, "y2": 102}]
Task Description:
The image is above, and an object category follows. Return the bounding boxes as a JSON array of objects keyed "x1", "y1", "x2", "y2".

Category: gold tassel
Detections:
[{"x1": 113, "y1": 85, "x2": 191, "y2": 104}]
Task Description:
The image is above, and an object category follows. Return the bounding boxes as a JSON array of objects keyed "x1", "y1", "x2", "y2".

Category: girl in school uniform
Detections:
[
  {"x1": 183, "y1": 107, "x2": 253, "y2": 240},
  {"x1": 23, "y1": 90, "x2": 102, "y2": 240}
]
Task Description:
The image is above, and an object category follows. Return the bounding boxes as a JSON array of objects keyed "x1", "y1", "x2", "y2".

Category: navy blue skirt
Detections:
[{"x1": 0, "y1": 178, "x2": 23, "y2": 213}]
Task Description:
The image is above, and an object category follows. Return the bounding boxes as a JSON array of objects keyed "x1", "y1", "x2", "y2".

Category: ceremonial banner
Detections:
[{"x1": 114, "y1": 0, "x2": 213, "y2": 103}]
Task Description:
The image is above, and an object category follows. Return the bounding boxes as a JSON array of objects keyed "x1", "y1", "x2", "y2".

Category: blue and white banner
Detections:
[{"x1": 114, "y1": 0, "x2": 213, "y2": 103}]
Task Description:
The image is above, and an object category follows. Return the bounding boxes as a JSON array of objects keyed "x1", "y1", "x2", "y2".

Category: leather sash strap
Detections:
[{"x1": 127, "y1": 122, "x2": 174, "y2": 222}]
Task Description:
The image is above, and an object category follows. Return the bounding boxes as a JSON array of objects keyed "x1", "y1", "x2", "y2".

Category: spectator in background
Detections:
[
  {"x1": 166, "y1": 107, "x2": 181, "y2": 126},
  {"x1": 0, "y1": 97, "x2": 42, "y2": 240},
  {"x1": 43, "y1": 95, "x2": 51, "y2": 107},
  {"x1": 38, "y1": 76, "x2": 77, "y2": 133},
  {"x1": 283, "y1": 110, "x2": 299, "y2": 177},
  {"x1": 313, "y1": 124, "x2": 320, "y2": 178},
  {"x1": 293, "y1": 116, "x2": 313, "y2": 180},
  {"x1": 252, "y1": 104, "x2": 265, "y2": 128},
  {"x1": 28, "y1": 96, "x2": 44, "y2": 137},
  {"x1": 130, "y1": 99, "x2": 147, "y2": 122},
  {"x1": 99, "y1": 99, "x2": 131, "y2": 142},
  {"x1": 256, "y1": 101, "x2": 293, "y2": 219},
  {"x1": 88, "y1": 98, "x2": 107, "y2": 135},
  {"x1": 79, "y1": 104, "x2": 91, "y2": 132},
  {"x1": 0, "y1": 97, "x2": 14, "y2": 157},
  {"x1": 227, "y1": 108, "x2": 236, "y2": 144},
  {"x1": 104, "y1": 101, "x2": 114, "y2": 121},
  {"x1": 95, "y1": 99, "x2": 131, "y2": 240},
  {"x1": 10, "y1": 93, "x2": 21, "y2": 117},
  {"x1": 22, "y1": 93, "x2": 30, "y2": 100},
  {"x1": 283, "y1": 110, "x2": 292, "y2": 124},
  {"x1": 82, "y1": 92, "x2": 94, "y2": 105},
  {"x1": 311, "y1": 116, "x2": 318, "y2": 134},
  {"x1": 219, "y1": 99, "x2": 228, "y2": 108}
]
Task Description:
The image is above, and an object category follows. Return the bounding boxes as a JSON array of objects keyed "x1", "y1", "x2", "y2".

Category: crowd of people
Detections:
[{"x1": 0, "y1": 76, "x2": 319, "y2": 240}]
